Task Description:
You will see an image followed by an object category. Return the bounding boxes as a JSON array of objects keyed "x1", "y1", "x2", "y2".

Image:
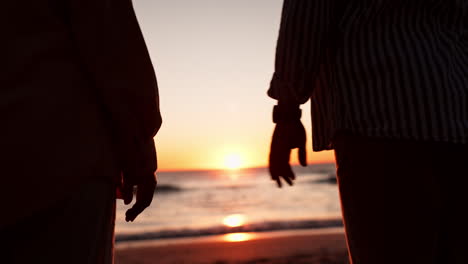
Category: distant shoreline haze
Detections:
[{"x1": 157, "y1": 160, "x2": 336, "y2": 173}]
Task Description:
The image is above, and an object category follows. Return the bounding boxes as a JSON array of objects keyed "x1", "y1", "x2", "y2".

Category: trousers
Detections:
[
  {"x1": 0, "y1": 178, "x2": 116, "y2": 264},
  {"x1": 334, "y1": 132, "x2": 468, "y2": 264}
]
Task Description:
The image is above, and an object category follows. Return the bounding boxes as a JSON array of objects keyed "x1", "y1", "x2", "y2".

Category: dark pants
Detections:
[
  {"x1": 0, "y1": 178, "x2": 116, "y2": 264},
  {"x1": 334, "y1": 133, "x2": 468, "y2": 264}
]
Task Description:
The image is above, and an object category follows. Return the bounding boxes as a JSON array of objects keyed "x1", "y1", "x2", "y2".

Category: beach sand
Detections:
[{"x1": 115, "y1": 228, "x2": 349, "y2": 264}]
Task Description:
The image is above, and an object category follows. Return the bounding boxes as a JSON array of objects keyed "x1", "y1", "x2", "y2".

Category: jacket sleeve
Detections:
[
  {"x1": 68, "y1": 0, "x2": 162, "y2": 143},
  {"x1": 268, "y1": 0, "x2": 335, "y2": 104}
]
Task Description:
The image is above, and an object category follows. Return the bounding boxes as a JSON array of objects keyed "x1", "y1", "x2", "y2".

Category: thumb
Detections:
[
  {"x1": 298, "y1": 144, "x2": 307, "y2": 167},
  {"x1": 122, "y1": 183, "x2": 134, "y2": 205}
]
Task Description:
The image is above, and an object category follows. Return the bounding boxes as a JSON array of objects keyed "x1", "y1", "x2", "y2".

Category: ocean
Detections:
[{"x1": 115, "y1": 163, "x2": 343, "y2": 243}]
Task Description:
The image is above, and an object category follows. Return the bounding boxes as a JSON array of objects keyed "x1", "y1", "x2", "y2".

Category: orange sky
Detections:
[
  {"x1": 156, "y1": 132, "x2": 336, "y2": 171},
  {"x1": 136, "y1": 0, "x2": 336, "y2": 171}
]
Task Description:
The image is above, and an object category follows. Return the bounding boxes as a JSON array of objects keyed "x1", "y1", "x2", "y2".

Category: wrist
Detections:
[
  {"x1": 277, "y1": 100, "x2": 300, "y2": 107},
  {"x1": 273, "y1": 104, "x2": 301, "y2": 123}
]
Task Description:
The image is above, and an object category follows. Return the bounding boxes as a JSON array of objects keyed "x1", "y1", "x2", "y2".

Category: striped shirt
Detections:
[{"x1": 268, "y1": 0, "x2": 468, "y2": 151}]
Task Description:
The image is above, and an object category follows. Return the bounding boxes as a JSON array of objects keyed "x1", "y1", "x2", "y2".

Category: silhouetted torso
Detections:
[
  {"x1": 0, "y1": 1, "x2": 116, "y2": 227},
  {"x1": 0, "y1": 0, "x2": 161, "y2": 227}
]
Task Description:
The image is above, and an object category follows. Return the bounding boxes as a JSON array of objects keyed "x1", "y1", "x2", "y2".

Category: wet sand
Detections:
[{"x1": 115, "y1": 228, "x2": 349, "y2": 264}]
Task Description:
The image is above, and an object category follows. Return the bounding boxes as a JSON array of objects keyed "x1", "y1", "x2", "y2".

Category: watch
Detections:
[{"x1": 272, "y1": 105, "x2": 301, "y2": 123}]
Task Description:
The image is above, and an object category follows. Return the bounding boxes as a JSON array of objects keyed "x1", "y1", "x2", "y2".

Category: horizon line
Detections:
[{"x1": 157, "y1": 161, "x2": 335, "y2": 173}]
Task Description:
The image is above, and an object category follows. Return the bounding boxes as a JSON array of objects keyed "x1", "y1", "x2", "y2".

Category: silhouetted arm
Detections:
[
  {"x1": 268, "y1": 0, "x2": 336, "y2": 188},
  {"x1": 68, "y1": 0, "x2": 161, "y2": 141},
  {"x1": 268, "y1": 0, "x2": 335, "y2": 105},
  {"x1": 68, "y1": 0, "x2": 161, "y2": 221}
]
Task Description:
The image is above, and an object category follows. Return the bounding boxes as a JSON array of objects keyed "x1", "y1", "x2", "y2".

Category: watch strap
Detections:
[{"x1": 273, "y1": 105, "x2": 301, "y2": 123}]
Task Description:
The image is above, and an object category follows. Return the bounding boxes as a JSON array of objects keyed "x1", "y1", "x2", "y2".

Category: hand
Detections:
[
  {"x1": 269, "y1": 120, "x2": 307, "y2": 188},
  {"x1": 121, "y1": 174, "x2": 157, "y2": 222},
  {"x1": 118, "y1": 138, "x2": 158, "y2": 222}
]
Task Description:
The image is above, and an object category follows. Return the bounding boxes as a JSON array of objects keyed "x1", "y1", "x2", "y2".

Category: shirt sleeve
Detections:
[
  {"x1": 463, "y1": 3, "x2": 468, "y2": 42},
  {"x1": 268, "y1": 0, "x2": 335, "y2": 104},
  {"x1": 68, "y1": 0, "x2": 162, "y2": 142}
]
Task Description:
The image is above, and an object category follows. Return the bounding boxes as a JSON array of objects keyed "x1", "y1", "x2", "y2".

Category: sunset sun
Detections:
[
  {"x1": 223, "y1": 214, "x2": 247, "y2": 227},
  {"x1": 224, "y1": 154, "x2": 243, "y2": 170}
]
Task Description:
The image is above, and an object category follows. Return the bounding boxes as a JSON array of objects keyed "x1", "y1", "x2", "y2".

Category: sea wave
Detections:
[
  {"x1": 115, "y1": 218, "x2": 343, "y2": 242},
  {"x1": 156, "y1": 183, "x2": 258, "y2": 193},
  {"x1": 308, "y1": 174, "x2": 337, "y2": 184},
  {"x1": 155, "y1": 184, "x2": 183, "y2": 193}
]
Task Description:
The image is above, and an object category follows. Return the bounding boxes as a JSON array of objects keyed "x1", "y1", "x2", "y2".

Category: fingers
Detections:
[
  {"x1": 125, "y1": 182, "x2": 156, "y2": 222},
  {"x1": 269, "y1": 148, "x2": 295, "y2": 188},
  {"x1": 275, "y1": 176, "x2": 282, "y2": 188},
  {"x1": 270, "y1": 164, "x2": 295, "y2": 188},
  {"x1": 122, "y1": 183, "x2": 134, "y2": 205},
  {"x1": 271, "y1": 172, "x2": 294, "y2": 188},
  {"x1": 125, "y1": 204, "x2": 146, "y2": 223},
  {"x1": 281, "y1": 166, "x2": 295, "y2": 186}
]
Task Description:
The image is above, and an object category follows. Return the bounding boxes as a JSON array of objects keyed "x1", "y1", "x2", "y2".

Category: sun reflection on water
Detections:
[
  {"x1": 227, "y1": 172, "x2": 240, "y2": 181},
  {"x1": 223, "y1": 233, "x2": 255, "y2": 242}
]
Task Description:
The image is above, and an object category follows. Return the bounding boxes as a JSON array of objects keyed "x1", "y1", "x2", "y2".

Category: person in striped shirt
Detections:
[{"x1": 268, "y1": 0, "x2": 468, "y2": 263}]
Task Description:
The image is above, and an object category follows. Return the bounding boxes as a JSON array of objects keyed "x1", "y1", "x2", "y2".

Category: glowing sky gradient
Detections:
[{"x1": 133, "y1": 0, "x2": 335, "y2": 171}]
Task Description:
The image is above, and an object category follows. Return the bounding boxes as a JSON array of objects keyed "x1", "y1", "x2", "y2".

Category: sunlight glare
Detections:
[
  {"x1": 223, "y1": 214, "x2": 247, "y2": 227},
  {"x1": 224, "y1": 154, "x2": 243, "y2": 170},
  {"x1": 223, "y1": 233, "x2": 255, "y2": 242}
]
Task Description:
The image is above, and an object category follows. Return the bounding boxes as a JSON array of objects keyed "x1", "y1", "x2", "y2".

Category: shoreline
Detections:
[
  {"x1": 115, "y1": 217, "x2": 344, "y2": 243},
  {"x1": 115, "y1": 228, "x2": 349, "y2": 264}
]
